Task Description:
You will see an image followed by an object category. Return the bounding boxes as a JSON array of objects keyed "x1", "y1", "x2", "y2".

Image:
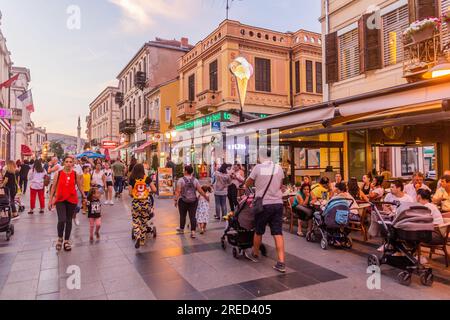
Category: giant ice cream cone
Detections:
[{"x1": 229, "y1": 57, "x2": 253, "y2": 110}]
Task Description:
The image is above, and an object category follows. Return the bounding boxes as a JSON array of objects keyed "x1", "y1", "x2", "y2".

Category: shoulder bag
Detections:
[{"x1": 252, "y1": 164, "x2": 276, "y2": 215}]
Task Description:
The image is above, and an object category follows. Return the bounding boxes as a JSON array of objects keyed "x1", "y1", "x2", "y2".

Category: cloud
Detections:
[{"x1": 109, "y1": 0, "x2": 191, "y2": 33}]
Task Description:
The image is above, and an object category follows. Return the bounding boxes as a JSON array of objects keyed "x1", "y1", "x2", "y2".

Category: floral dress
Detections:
[{"x1": 196, "y1": 193, "x2": 210, "y2": 224}]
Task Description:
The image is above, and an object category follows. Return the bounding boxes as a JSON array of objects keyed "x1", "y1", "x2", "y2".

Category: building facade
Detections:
[
  {"x1": 115, "y1": 37, "x2": 192, "y2": 162},
  {"x1": 29, "y1": 126, "x2": 47, "y2": 159},
  {"x1": 0, "y1": 12, "x2": 12, "y2": 164},
  {"x1": 88, "y1": 86, "x2": 121, "y2": 152}
]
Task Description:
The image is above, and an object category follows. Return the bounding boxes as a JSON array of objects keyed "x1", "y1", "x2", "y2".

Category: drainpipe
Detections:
[
  {"x1": 325, "y1": 0, "x2": 331, "y2": 102},
  {"x1": 289, "y1": 50, "x2": 294, "y2": 110}
]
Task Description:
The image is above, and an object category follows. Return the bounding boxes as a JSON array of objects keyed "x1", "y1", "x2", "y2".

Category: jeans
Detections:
[
  {"x1": 178, "y1": 199, "x2": 198, "y2": 231},
  {"x1": 114, "y1": 176, "x2": 124, "y2": 194},
  {"x1": 7, "y1": 188, "x2": 17, "y2": 213},
  {"x1": 19, "y1": 177, "x2": 28, "y2": 194},
  {"x1": 215, "y1": 194, "x2": 228, "y2": 218},
  {"x1": 227, "y1": 184, "x2": 239, "y2": 212},
  {"x1": 56, "y1": 201, "x2": 77, "y2": 240},
  {"x1": 30, "y1": 188, "x2": 45, "y2": 210}
]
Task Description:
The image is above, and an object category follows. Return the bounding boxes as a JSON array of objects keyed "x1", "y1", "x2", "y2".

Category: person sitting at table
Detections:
[
  {"x1": 417, "y1": 189, "x2": 444, "y2": 246},
  {"x1": 361, "y1": 174, "x2": 372, "y2": 196},
  {"x1": 311, "y1": 177, "x2": 330, "y2": 200},
  {"x1": 432, "y1": 175, "x2": 450, "y2": 213},
  {"x1": 348, "y1": 177, "x2": 369, "y2": 202},
  {"x1": 331, "y1": 182, "x2": 360, "y2": 217},
  {"x1": 383, "y1": 179, "x2": 414, "y2": 215},
  {"x1": 292, "y1": 183, "x2": 316, "y2": 237},
  {"x1": 329, "y1": 173, "x2": 342, "y2": 197},
  {"x1": 368, "y1": 176, "x2": 385, "y2": 202},
  {"x1": 404, "y1": 172, "x2": 430, "y2": 200},
  {"x1": 302, "y1": 175, "x2": 311, "y2": 185}
]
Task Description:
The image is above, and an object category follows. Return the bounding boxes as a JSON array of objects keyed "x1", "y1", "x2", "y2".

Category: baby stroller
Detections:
[
  {"x1": 15, "y1": 194, "x2": 25, "y2": 213},
  {"x1": 221, "y1": 191, "x2": 267, "y2": 259},
  {"x1": 0, "y1": 187, "x2": 14, "y2": 241},
  {"x1": 367, "y1": 201, "x2": 434, "y2": 286},
  {"x1": 306, "y1": 197, "x2": 353, "y2": 250},
  {"x1": 131, "y1": 194, "x2": 157, "y2": 240}
]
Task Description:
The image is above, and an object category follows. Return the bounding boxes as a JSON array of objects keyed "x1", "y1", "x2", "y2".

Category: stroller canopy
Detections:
[{"x1": 393, "y1": 203, "x2": 434, "y2": 232}]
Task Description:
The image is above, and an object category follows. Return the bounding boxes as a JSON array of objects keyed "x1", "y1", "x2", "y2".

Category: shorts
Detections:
[
  {"x1": 255, "y1": 204, "x2": 284, "y2": 236},
  {"x1": 106, "y1": 181, "x2": 113, "y2": 187}
]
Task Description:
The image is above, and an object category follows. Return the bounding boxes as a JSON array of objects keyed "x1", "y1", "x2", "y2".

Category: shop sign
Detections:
[
  {"x1": 210, "y1": 121, "x2": 221, "y2": 133},
  {"x1": 157, "y1": 167, "x2": 174, "y2": 197},
  {"x1": 176, "y1": 111, "x2": 231, "y2": 131},
  {"x1": 102, "y1": 141, "x2": 119, "y2": 149},
  {"x1": 0, "y1": 108, "x2": 12, "y2": 119},
  {"x1": 227, "y1": 144, "x2": 247, "y2": 150}
]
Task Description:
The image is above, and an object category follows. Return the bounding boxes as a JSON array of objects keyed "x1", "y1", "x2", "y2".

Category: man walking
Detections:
[
  {"x1": 245, "y1": 149, "x2": 286, "y2": 273},
  {"x1": 112, "y1": 158, "x2": 126, "y2": 198}
]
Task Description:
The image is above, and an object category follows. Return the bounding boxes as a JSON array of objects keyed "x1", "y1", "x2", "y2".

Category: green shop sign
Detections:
[{"x1": 176, "y1": 111, "x2": 231, "y2": 131}]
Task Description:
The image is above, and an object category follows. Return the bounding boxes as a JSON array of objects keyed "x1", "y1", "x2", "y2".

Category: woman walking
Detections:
[
  {"x1": 28, "y1": 160, "x2": 47, "y2": 214},
  {"x1": 213, "y1": 163, "x2": 231, "y2": 220},
  {"x1": 49, "y1": 156, "x2": 85, "y2": 251},
  {"x1": 1, "y1": 161, "x2": 20, "y2": 220},
  {"x1": 228, "y1": 163, "x2": 244, "y2": 213},
  {"x1": 129, "y1": 163, "x2": 156, "y2": 249},
  {"x1": 103, "y1": 162, "x2": 114, "y2": 205}
]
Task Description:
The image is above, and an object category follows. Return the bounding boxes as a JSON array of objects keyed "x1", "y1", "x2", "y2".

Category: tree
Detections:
[
  {"x1": 50, "y1": 141, "x2": 64, "y2": 159},
  {"x1": 151, "y1": 154, "x2": 159, "y2": 172}
]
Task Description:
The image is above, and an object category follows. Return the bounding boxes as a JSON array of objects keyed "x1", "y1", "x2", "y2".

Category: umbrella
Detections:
[{"x1": 76, "y1": 151, "x2": 105, "y2": 159}]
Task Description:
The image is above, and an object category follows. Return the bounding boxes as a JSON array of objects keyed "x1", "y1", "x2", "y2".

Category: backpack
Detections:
[
  {"x1": 131, "y1": 178, "x2": 150, "y2": 200},
  {"x1": 181, "y1": 177, "x2": 197, "y2": 203}
]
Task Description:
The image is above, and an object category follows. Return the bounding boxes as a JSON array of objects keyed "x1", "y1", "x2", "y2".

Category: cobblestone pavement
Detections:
[{"x1": 0, "y1": 192, "x2": 449, "y2": 300}]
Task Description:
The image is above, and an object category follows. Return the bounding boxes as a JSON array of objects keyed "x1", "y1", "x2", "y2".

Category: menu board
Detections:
[{"x1": 157, "y1": 167, "x2": 174, "y2": 197}]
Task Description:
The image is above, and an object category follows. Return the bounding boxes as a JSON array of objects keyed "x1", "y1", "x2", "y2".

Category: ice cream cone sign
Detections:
[{"x1": 229, "y1": 57, "x2": 254, "y2": 110}]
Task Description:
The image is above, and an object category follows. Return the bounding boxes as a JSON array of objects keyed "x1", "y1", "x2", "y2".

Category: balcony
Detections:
[
  {"x1": 91, "y1": 139, "x2": 99, "y2": 147},
  {"x1": 142, "y1": 119, "x2": 160, "y2": 134},
  {"x1": 134, "y1": 71, "x2": 147, "y2": 91},
  {"x1": 119, "y1": 119, "x2": 137, "y2": 135},
  {"x1": 176, "y1": 101, "x2": 196, "y2": 120},
  {"x1": 115, "y1": 92, "x2": 124, "y2": 106},
  {"x1": 403, "y1": 24, "x2": 450, "y2": 79},
  {"x1": 196, "y1": 90, "x2": 222, "y2": 114}
]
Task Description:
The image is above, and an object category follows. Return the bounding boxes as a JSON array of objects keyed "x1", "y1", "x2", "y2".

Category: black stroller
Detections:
[
  {"x1": 367, "y1": 201, "x2": 434, "y2": 286},
  {"x1": 0, "y1": 187, "x2": 14, "y2": 241},
  {"x1": 221, "y1": 192, "x2": 267, "y2": 259},
  {"x1": 306, "y1": 197, "x2": 354, "y2": 250}
]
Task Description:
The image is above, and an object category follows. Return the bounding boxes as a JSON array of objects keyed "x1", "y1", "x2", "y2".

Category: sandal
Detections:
[
  {"x1": 56, "y1": 238, "x2": 63, "y2": 251},
  {"x1": 63, "y1": 241, "x2": 72, "y2": 252},
  {"x1": 28, "y1": 210, "x2": 34, "y2": 215},
  {"x1": 39, "y1": 209, "x2": 44, "y2": 214}
]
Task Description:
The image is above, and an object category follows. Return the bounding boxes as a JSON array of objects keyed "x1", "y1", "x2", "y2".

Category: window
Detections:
[
  {"x1": 138, "y1": 97, "x2": 141, "y2": 119},
  {"x1": 306, "y1": 60, "x2": 313, "y2": 93},
  {"x1": 338, "y1": 29, "x2": 360, "y2": 80},
  {"x1": 165, "y1": 107, "x2": 171, "y2": 123},
  {"x1": 154, "y1": 99, "x2": 160, "y2": 121},
  {"x1": 209, "y1": 60, "x2": 218, "y2": 91},
  {"x1": 401, "y1": 147, "x2": 419, "y2": 176},
  {"x1": 382, "y1": 5, "x2": 409, "y2": 66},
  {"x1": 121, "y1": 109, "x2": 124, "y2": 121},
  {"x1": 442, "y1": 0, "x2": 450, "y2": 50},
  {"x1": 133, "y1": 101, "x2": 136, "y2": 119},
  {"x1": 315, "y1": 62, "x2": 323, "y2": 93},
  {"x1": 188, "y1": 74, "x2": 195, "y2": 101},
  {"x1": 144, "y1": 100, "x2": 147, "y2": 117},
  {"x1": 255, "y1": 58, "x2": 271, "y2": 92},
  {"x1": 295, "y1": 61, "x2": 300, "y2": 94}
]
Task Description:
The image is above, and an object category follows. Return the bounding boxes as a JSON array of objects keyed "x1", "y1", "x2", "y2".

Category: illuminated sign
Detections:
[
  {"x1": 176, "y1": 111, "x2": 231, "y2": 131},
  {"x1": 102, "y1": 141, "x2": 119, "y2": 149},
  {"x1": 0, "y1": 108, "x2": 12, "y2": 119},
  {"x1": 227, "y1": 144, "x2": 246, "y2": 150}
]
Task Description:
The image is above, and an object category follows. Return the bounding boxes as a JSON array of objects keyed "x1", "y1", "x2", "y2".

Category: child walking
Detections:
[
  {"x1": 196, "y1": 185, "x2": 212, "y2": 234},
  {"x1": 87, "y1": 187, "x2": 102, "y2": 241},
  {"x1": 82, "y1": 165, "x2": 91, "y2": 214}
]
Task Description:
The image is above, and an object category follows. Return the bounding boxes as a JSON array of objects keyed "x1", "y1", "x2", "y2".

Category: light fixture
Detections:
[
  {"x1": 165, "y1": 132, "x2": 171, "y2": 139},
  {"x1": 415, "y1": 137, "x2": 422, "y2": 145},
  {"x1": 423, "y1": 46, "x2": 450, "y2": 79},
  {"x1": 171, "y1": 130, "x2": 177, "y2": 138}
]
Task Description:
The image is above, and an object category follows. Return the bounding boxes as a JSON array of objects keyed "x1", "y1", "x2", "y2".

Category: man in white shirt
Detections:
[
  {"x1": 433, "y1": 175, "x2": 450, "y2": 213},
  {"x1": 384, "y1": 179, "x2": 414, "y2": 215},
  {"x1": 245, "y1": 149, "x2": 286, "y2": 273},
  {"x1": 404, "y1": 172, "x2": 430, "y2": 200}
]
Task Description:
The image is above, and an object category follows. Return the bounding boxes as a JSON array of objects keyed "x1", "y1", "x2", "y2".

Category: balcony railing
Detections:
[
  {"x1": 119, "y1": 119, "x2": 137, "y2": 135},
  {"x1": 91, "y1": 139, "x2": 99, "y2": 146},
  {"x1": 403, "y1": 24, "x2": 449, "y2": 79},
  {"x1": 142, "y1": 119, "x2": 160, "y2": 134},
  {"x1": 176, "y1": 101, "x2": 196, "y2": 120},
  {"x1": 134, "y1": 72, "x2": 147, "y2": 91},
  {"x1": 196, "y1": 90, "x2": 222, "y2": 114}
]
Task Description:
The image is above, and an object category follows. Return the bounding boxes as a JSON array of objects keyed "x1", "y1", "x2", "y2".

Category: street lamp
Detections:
[{"x1": 165, "y1": 120, "x2": 176, "y2": 159}]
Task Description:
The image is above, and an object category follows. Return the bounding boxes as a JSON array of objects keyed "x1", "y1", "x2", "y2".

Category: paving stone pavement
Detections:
[{"x1": 0, "y1": 191, "x2": 449, "y2": 300}]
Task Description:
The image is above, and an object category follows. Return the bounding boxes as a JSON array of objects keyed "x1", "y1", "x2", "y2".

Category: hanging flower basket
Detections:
[{"x1": 404, "y1": 17, "x2": 440, "y2": 44}]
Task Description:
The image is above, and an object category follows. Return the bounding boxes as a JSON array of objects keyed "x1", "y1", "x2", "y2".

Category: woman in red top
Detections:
[{"x1": 49, "y1": 156, "x2": 85, "y2": 251}]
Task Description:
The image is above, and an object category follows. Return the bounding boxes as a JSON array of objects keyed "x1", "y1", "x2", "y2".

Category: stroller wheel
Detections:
[
  {"x1": 260, "y1": 244, "x2": 267, "y2": 257},
  {"x1": 232, "y1": 248, "x2": 239, "y2": 259},
  {"x1": 367, "y1": 254, "x2": 380, "y2": 267},
  {"x1": 10, "y1": 224, "x2": 14, "y2": 236},
  {"x1": 420, "y1": 271, "x2": 433, "y2": 286},
  {"x1": 221, "y1": 238, "x2": 226, "y2": 250},
  {"x1": 397, "y1": 271, "x2": 412, "y2": 286},
  {"x1": 320, "y1": 238, "x2": 328, "y2": 250},
  {"x1": 152, "y1": 227, "x2": 157, "y2": 238},
  {"x1": 6, "y1": 230, "x2": 11, "y2": 241}
]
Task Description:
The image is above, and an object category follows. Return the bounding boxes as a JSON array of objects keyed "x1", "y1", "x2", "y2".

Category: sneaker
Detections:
[
  {"x1": 28, "y1": 210, "x2": 34, "y2": 215},
  {"x1": 273, "y1": 262, "x2": 286, "y2": 273},
  {"x1": 244, "y1": 251, "x2": 259, "y2": 263},
  {"x1": 110, "y1": 201, "x2": 114, "y2": 205},
  {"x1": 39, "y1": 209, "x2": 44, "y2": 214},
  {"x1": 191, "y1": 231, "x2": 196, "y2": 239},
  {"x1": 74, "y1": 218, "x2": 80, "y2": 226},
  {"x1": 176, "y1": 228, "x2": 184, "y2": 234}
]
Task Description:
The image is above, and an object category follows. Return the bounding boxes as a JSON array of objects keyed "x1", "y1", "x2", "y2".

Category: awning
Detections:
[
  {"x1": 21, "y1": 144, "x2": 33, "y2": 156},
  {"x1": 111, "y1": 142, "x2": 130, "y2": 152},
  {"x1": 135, "y1": 141, "x2": 156, "y2": 153},
  {"x1": 129, "y1": 140, "x2": 146, "y2": 150}
]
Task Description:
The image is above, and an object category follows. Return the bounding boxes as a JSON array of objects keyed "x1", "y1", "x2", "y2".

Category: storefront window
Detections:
[
  {"x1": 401, "y1": 147, "x2": 419, "y2": 176},
  {"x1": 348, "y1": 130, "x2": 367, "y2": 179}
]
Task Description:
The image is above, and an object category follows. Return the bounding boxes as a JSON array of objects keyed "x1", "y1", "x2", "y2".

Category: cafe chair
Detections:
[
  {"x1": 420, "y1": 220, "x2": 450, "y2": 268},
  {"x1": 285, "y1": 197, "x2": 295, "y2": 234},
  {"x1": 348, "y1": 201, "x2": 369, "y2": 242}
]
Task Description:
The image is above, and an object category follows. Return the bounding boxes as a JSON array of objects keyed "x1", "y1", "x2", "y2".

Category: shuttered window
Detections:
[
  {"x1": 383, "y1": 5, "x2": 409, "y2": 66},
  {"x1": 209, "y1": 60, "x2": 218, "y2": 91},
  {"x1": 315, "y1": 62, "x2": 323, "y2": 93},
  {"x1": 255, "y1": 58, "x2": 271, "y2": 92},
  {"x1": 442, "y1": 0, "x2": 450, "y2": 50},
  {"x1": 188, "y1": 74, "x2": 195, "y2": 101},
  {"x1": 339, "y1": 29, "x2": 360, "y2": 80},
  {"x1": 325, "y1": 32, "x2": 339, "y2": 83},
  {"x1": 306, "y1": 60, "x2": 313, "y2": 92},
  {"x1": 295, "y1": 61, "x2": 301, "y2": 93}
]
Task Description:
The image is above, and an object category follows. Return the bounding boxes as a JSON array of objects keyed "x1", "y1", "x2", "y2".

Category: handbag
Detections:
[{"x1": 252, "y1": 164, "x2": 275, "y2": 215}]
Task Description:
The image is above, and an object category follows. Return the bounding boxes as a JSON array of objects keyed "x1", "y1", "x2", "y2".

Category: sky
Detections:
[{"x1": 0, "y1": 0, "x2": 321, "y2": 137}]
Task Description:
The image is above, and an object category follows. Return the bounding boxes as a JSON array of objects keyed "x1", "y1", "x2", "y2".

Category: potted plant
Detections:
[
  {"x1": 443, "y1": 9, "x2": 450, "y2": 24},
  {"x1": 403, "y1": 17, "x2": 440, "y2": 43}
]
